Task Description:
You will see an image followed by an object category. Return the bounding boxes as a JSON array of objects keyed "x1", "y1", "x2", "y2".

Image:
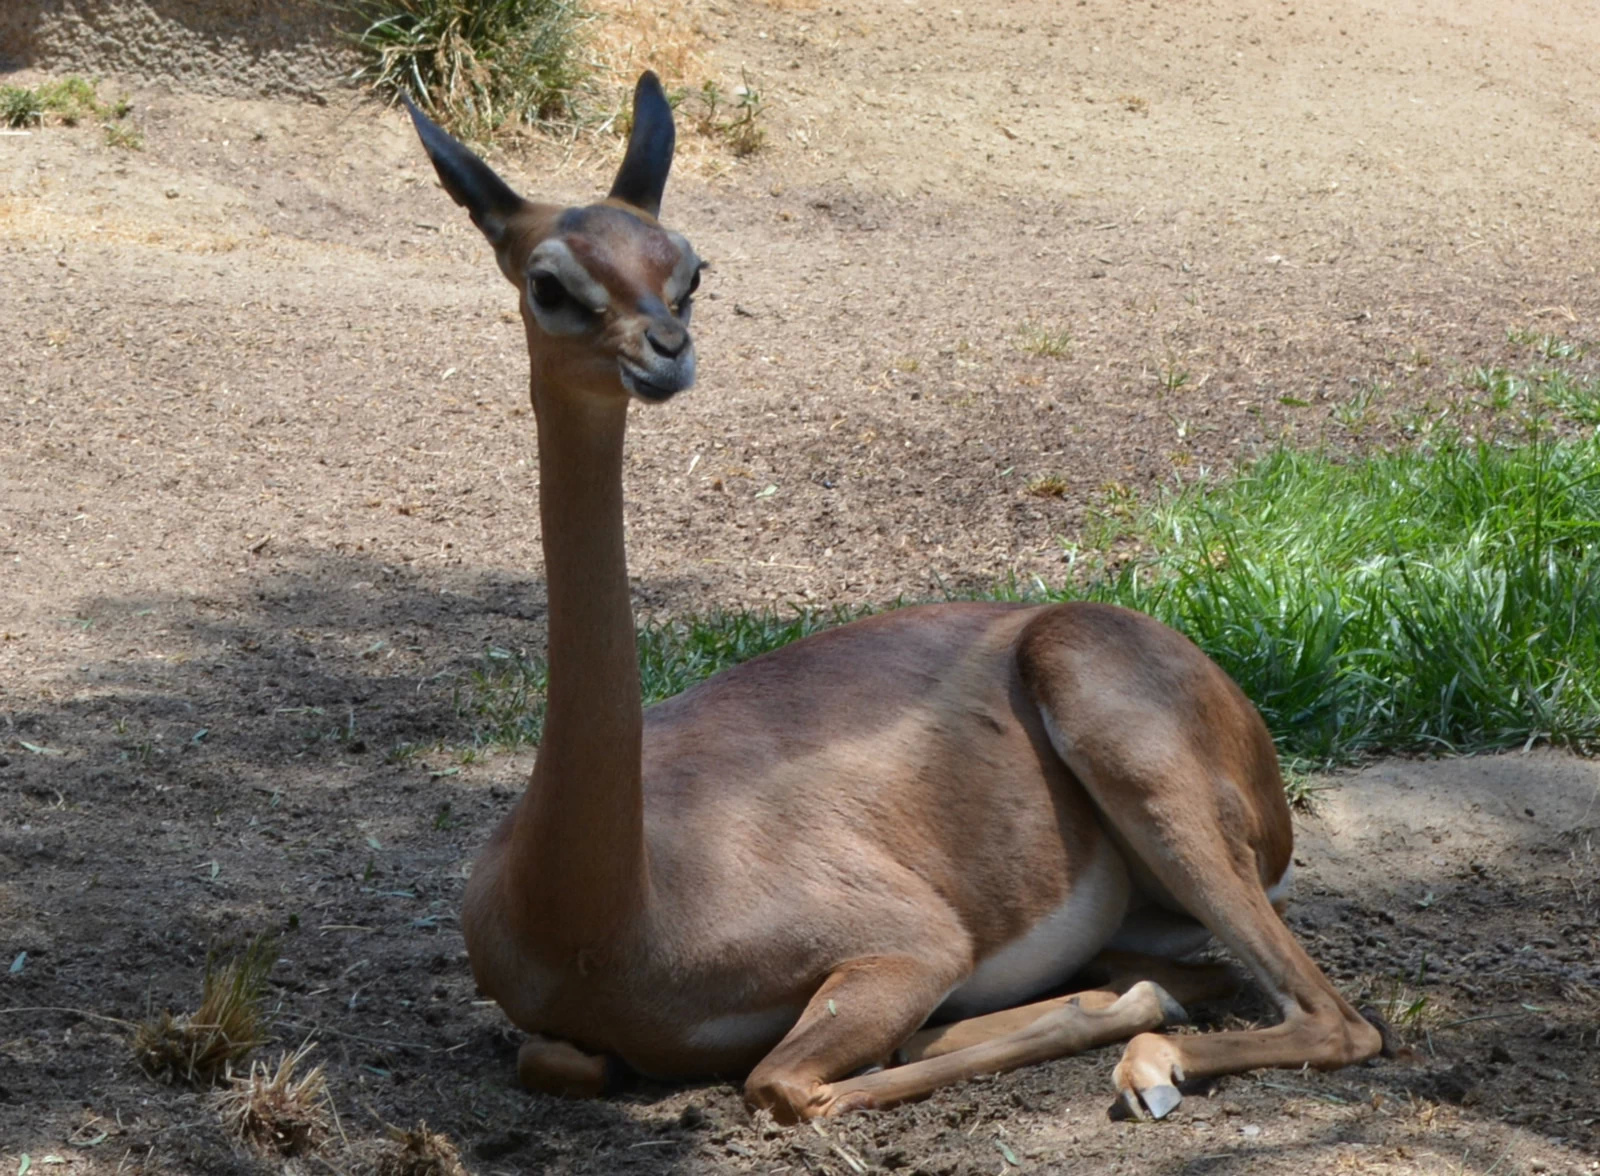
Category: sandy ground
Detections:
[{"x1": 2, "y1": 0, "x2": 1599, "y2": 1171}]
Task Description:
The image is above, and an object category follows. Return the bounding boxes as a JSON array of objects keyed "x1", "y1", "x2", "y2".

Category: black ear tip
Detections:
[
  {"x1": 399, "y1": 93, "x2": 440, "y2": 142},
  {"x1": 635, "y1": 71, "x2": 670, "y2": 112}
]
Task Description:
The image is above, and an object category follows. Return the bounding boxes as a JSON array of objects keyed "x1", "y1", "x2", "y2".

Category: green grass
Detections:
[
  {"x1": 343, "y1": 0, "x2": 590, "y2": 137},
  {"x1": 1, "y1": 85, "x2": 43, "y2": 128},
  {"x1": 1, "y1": 76, "x2": 136, "y2": 140},
  {"x1": 450, "y1": 431, "x2": 1600, "y2": 775},
  {"x1": 35, "y1": 77, "x2": 102, "y2": 123},
  {"x1": 1056, "y1": 435, "x2": 1600, "y2": 766}
]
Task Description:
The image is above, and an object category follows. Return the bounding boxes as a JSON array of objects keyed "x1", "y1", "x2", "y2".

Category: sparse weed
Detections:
[
  {"x1": 1467, "y1": 365, "x2": 1524, "y2": 411},
  {"x1": 454, "y1": 645, "x2": 548, "y2": 748},
  {"x1": 104, "y1": 121, "x2": 143, "y2": 150},
  {"x1": 1080, "y1": 480, "x2": 1139, "y2": 550},
  {"x1": 1361, "y1": 956, "x2": 1448, "y2": 1045},
  {"x1": 1537, "y1": 368, "x2": 1600, "y2": 425},
  {"x1": 1157, "y1": 359, "x2": 1190, "y2": 396},
  {"x1": 134, "y1": 936, "x2": 274, "y2": 1085},
  {"x1": 344, "y1": 0, "x2": 591, "y2": 138},
  {"x1": 1330, "y1": 381, "x2": 1385, "y2": 432},
  {"x1": 1281, "y1": 767, "x2": 1329, "y2": 811},
  {"x1": 683, "y1": 70, "x2": 767, "y2": 157},
  {"x1": 385, "y1": 741, "x2": 426, "y2": 764},
  {"x1": 1508, "y1": 325, "x2": 1588, "y2": 362},
  {"x1": 1017, "y1": 323, "x2": 1072, "y2": 358}
]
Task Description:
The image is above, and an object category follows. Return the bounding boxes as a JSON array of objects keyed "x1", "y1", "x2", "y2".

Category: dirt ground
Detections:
[{"x1": 3, "y1": 0, "x2": 1600, "y2": 1172}]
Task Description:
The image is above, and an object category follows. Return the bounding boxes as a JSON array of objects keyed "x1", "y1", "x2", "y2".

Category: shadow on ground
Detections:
[{"x1": 3, "y1": 547, "x2": 1597, "y2": 1173}]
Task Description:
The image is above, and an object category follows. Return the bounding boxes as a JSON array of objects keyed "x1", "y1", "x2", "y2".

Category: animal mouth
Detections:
[{"x1": 619, "y1": 361, "x2": 690, "y2": 403}]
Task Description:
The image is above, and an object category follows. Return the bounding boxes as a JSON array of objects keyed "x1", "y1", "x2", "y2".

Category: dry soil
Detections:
[{"x1": 2, "y1": 0, "x2": 1599, "y2": 1173}]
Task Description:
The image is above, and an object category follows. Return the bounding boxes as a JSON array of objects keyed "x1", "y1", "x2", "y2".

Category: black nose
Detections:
[{"x1": 646, "y1": 321, "x2": 688, "y2": 359}]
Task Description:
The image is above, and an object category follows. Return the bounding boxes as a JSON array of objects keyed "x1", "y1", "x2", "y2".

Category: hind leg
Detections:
[
  {"x1": 1105, "y1": 880, "x2": 1380, "y2": 1118},
  {"x1": 1021, "y1": 604, "x2": 1384, "y2": 1118}
]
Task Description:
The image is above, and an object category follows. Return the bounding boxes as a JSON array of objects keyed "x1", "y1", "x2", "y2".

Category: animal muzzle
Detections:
[{"x1": 619, "y1": 346, "x2": 696, "y2": 402}]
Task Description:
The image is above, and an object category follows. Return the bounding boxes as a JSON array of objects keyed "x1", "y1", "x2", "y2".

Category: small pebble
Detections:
[{"x1": 1241, "y1": 1124, "x2": 1262, "y2": 1138}]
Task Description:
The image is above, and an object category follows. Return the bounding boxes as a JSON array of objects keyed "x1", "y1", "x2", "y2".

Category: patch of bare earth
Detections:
[{"x1": 2, "y1": 0, "x2": 1599, "y2": 1172}]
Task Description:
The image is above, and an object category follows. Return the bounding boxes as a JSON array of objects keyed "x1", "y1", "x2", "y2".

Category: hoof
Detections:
[
  {"x1": 1357, "y1": 1005, "x2": 1400, "y2": 1059},
  {"x1": 1148, "y1": 983, "x2": 1189, "y2": 1028},
  {"x1": 1140, "y1": 1083, "x2": 1184, "y2": 1119},
  {"x1": 1109, "y1": 1083, "x2": 1183, "y2": 1121},
  {"x1": 1118, "y1": 980, "x2": 1189, "y2": 1028},
  {"x1": 823, "y1": 1089, "x2": 879, "y2": 1118}
]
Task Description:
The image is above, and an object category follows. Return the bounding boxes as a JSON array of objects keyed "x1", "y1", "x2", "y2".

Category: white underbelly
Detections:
[
  {"x1": 682, "y1": 1005, "x2": 800, "y2": 1055},
  {"x1": 937, "y1": 841, "x2": 1132, "y2": 1020}
]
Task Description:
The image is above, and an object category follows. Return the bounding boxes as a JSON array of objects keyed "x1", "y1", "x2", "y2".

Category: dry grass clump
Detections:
[
  {"x1": 132, "y1": 936, "x2": 274, "y2": 1085},
  {"x1": 358, "y1": 1122, "x2": 469, "y2": 1176},
  {"x1": 212, "y1": 1041, "x2": 333, "y2": 1156},
  {"x1": 345, "y1": 0, "x2": 592, "y2": 136},
  {"x1": 1026, "y1": 474, "x2": 1070, "y2": 499}
]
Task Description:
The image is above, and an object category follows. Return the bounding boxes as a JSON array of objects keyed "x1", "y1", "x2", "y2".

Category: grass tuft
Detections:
[
  {"x1": 35, "y1": 77, "x2": 102, "y2": 124},
  {"x1": 211, "y1": 1041, "x2": 331, "y2": 1156},
  {"x1": 1, "y1": 85, "x2": 43, "y2": 127},
  {"x1": 133, "y1": 936, "x2": 274, "y2": 1085},
  {"x1": 1016, "y1": 323, "x2": 1073, "y2": 358},
  {"x1": 343, "y1": 0, "x2": 591, "y2": 137}
]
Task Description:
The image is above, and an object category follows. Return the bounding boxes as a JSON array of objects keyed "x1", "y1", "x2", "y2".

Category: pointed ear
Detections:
[
  {"x1": 608, "y1": 72, "x2": 675, "y2": 219},
  {"x1": 401, "y1": 96, "x2": 523, "y2": 244}
]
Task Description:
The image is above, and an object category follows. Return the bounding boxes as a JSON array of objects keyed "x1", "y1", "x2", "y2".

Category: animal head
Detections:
[{"x1": 405, "y1": 73, "x2": 703, "y2": 404}]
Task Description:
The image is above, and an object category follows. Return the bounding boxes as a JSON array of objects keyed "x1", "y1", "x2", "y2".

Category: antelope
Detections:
[{"x1": 402, "y1": 73, "x2": 1386, "y2": 1124}]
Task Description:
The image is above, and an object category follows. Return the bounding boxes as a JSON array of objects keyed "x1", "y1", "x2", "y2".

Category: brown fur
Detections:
[{"x1": 410, "y1": 78, "x2": 1383, "y2": 1124}]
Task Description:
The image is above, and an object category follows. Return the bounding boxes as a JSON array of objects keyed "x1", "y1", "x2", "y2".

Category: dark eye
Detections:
[
  {"x1": 530, "y1": 271, "x2": 567, "y2": 311},
  {"x1": 686, "y1": 266, "x2": 702, "y2": 296}
]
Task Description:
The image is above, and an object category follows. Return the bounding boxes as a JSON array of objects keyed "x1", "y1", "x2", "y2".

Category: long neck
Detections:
[{"x1": 508, "y1": 370, "x2": 647, "y2": 947}]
